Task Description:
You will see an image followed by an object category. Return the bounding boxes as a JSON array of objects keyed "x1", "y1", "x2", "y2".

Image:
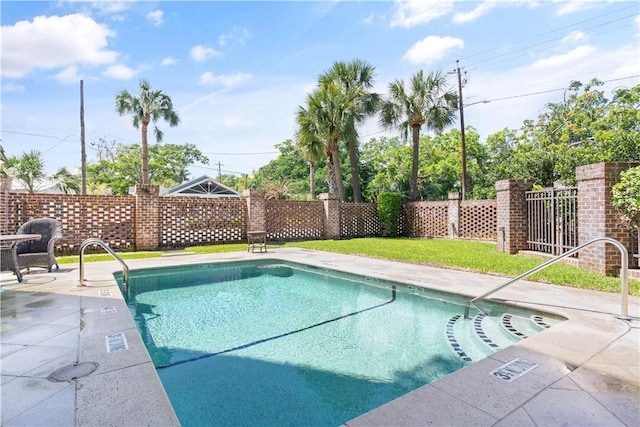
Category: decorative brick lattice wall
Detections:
[
  {"x1": 400, "y1": 201, "x2": 448, "y2": 238},
  {"x1": 3, "y1": 193, "x2": 135, "y2": 254},
  {"x1": 340, "y1": 203, "x2": 379, "y2": 238},
  {"x1": 160, "y1": 197, "x2": 246, "y2": 247},
  {"x1": 265, "y1": 200, "x2": 324, "y2": 241},
  {"x1": 459, "y1": 200, "x2": 497, "y2": 240}
]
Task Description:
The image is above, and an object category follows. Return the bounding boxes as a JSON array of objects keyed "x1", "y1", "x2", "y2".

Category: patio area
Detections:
[{"x1": 1, "y1": 247, "x2": 639, "y2": 426}]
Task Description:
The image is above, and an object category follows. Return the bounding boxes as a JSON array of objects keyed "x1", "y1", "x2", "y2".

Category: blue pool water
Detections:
[{"x1": 118, "y1": 260, "x2": 557, "y2": 426}]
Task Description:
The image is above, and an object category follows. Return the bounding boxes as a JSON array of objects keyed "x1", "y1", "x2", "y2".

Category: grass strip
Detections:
[{"x1": 282, "y1": 238, "x2": 640, "y2": 296}]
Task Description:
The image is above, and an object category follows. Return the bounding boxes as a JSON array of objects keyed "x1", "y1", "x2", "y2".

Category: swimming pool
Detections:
[{"x1": 118, "y1": 259, "x2": 562, "y2": 426}]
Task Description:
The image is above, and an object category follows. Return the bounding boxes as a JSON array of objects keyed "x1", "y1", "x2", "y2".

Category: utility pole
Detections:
[
  {"x1": 80, "y1": 80, "x2": 87, "y2": 195},
  {"x1": 217, "y1": 161, "x2": 222, "y2": 180},
  {"x1": 455, "y1": 60, "x2": 467, "y2": 200}
]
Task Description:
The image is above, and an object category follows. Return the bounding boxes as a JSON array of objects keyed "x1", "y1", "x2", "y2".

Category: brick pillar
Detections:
[
  {"x1": 576, "y1": 162, "x2": 638, "y2": 275},
  {"x1": 320, "y1": 193, "x2": 340, "y2": 239},
  {"x1": 496, "y1": 179, "x2": 532, "y2": 254},
  {"x1": 0, "y1": 175, "x2": 11, "y2": 235},
  {"x1": 448, "y1": 192, "x2": 460, "y2": 239},
  {"x1": 243, "y1": 189, "x2": 266, "y2": 232},
  {"x1": 135, "y1": 184, "x2": 160, "y2": 250}
]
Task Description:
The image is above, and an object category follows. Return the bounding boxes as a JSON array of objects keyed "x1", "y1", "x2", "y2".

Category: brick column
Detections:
[
  {"x1": 496, "y1": 179, "x2": 532, "y2": 254},
  {"x1": 0, "y1": 175, "x2": 11, "y2": 235},
  {"x1": 135, "y1": 184, "x2": 160, "y2": 250},
  {"x1": 320, "y1": 193, "x2": 340, "y2": 239},
  {"x1": 243, "y1": 189, "x2": 266, "y2": 232},
  {"x1": 448, "y1": 192, "x2": 460, "y2": 239},
  {"x1": 576, "y1": 162, "x2": 638, "y2": 275}
]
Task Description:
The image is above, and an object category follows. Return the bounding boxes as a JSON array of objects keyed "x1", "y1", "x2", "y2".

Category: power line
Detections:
[
  {"x1": 464, "y1": 13, "x2": 638, "y2": 69},
  {"x1": 458, "y1": 4, "x2": 638, "y2": 63},
  {"x1": 466, "y1": 75, "x2": 639, "y2": 107}
]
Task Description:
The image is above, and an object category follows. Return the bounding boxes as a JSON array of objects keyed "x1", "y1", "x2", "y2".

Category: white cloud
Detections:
[
  {"x1": 218, "y1": 26, "x2": 252, "y2": 47},
  {"x1": 391, "y1": 0, "x2": 454, "y2": 28},
  {"x1": 146, "y1": 10, "x2": 163, "y2": 27},
  {"x1": 199, "y1": 72, "x2": 252, "y2": 87},
  {"x1": 402, "y1": 36, "x2": 464, "y2": 65},
  {"x1": 527, "y1": 45, "x2": 596, "y2": 70},
  {"x1": 362, "y1": 13, "x2": 375, "y2": 25},
  {"x1": 190, "y1": 44, "x2": 222, "y2": 62},
  {"x1": 218, "y1": 116, "x2": 246, "y2": 128},
  {"x1": 161, "y1": 57, "x2": 177, "y2": 66},
  {"x1": 88, "y1": 1, "x2": 131, "y2": 14},
  {"x1": 453, "y1": 1, "x2": 496, "y2": 24},
  {"x1": 562, "y1": 30, "x2": 589, "y2": 43},
  {"x1": 102, "y1": 64, "x2": 135, "y2": 79},
  {"x1": 1, "y1": 14, "x2": 118, "y2": 78},
  {"x1": 2, "y1": 82, "x2": 26, "y2": 93},
  {"x1": 554, "y1": 0, "x2": 596, "y2": 16},
  {"x1": 54, "y1": 65, "x2": 82, "y2": 84}
]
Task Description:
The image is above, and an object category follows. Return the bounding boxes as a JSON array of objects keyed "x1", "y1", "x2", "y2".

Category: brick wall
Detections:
[
  {"x1": 576, "y1": 162, "x2": 637, "y2": 275},
  {"x1": 266, "y1": 199, "x2": 324, "y2": 241},
  {"x1": 160, "y1": 197, "x2": 246, "y2": 247},
  {"x1": 340, "y1": 202, "x2": 380, "y2": 238},
  {"x1": 1, "y1": 192, "x2": 135, "y2": 254},
  {"x1": 496, "y1": 179, "x2": 532, "y2": 254}
]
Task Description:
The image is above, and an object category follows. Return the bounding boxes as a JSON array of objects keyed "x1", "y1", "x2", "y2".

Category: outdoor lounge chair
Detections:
[{"x1": 15, "y1": 217, "x2": 64, "y2": 272}]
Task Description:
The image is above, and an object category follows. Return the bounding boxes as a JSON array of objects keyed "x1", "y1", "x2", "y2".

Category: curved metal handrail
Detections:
[
  {"x1": 78, "y1": 238, "x2": 129, "y2": 289},
  {"x1": 465, "y1": 237, "x2": 630, "y2": 320}
]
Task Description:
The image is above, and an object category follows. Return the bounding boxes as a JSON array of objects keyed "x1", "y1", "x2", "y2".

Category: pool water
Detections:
[{"x1": 119, "y1": 260, "x2": 558, "y2": 426}]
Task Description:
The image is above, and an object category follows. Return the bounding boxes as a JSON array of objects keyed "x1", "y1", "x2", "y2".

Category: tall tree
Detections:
[
  {"x1": 4, "y1": 150, "x2": 46, "y2": 193},
  {"x1": 379, "y1": 70, "x2": 457, "y2": 201},
  {"x1": 296, "y1": 82, "x2": 356, "y2": 201},
  {"x1": 296, "y1": 110, "x2": 325, "y2": 200},
  {"x1": 115, "y1": 79, "x2": 180, "y2": 185},
  {"x1": 319, "y1": 60, "x2": 380, "y2": 202}
]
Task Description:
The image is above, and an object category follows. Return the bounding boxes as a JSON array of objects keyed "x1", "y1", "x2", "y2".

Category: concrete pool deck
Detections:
[{"x1": 1, "y1": 247, "x2": 639, "y2": 426}]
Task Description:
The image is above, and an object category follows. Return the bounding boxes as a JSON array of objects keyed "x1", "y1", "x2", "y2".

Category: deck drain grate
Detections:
[{"x1": 48, "y1": 362, "x2": 99, "y2": 382}]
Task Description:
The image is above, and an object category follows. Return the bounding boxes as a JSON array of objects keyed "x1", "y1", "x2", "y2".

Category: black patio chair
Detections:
[{"x1": 15, "y1": 218, "x2": 64, "y2": 272}]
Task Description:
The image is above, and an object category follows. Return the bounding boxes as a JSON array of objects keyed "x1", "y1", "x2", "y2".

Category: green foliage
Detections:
[
  {"x1": 87, "y1": 142, "x2": 208, "y2": 195},
  {"x1": 4, "y1": 150, "x2": 45, "y2": 193},
  {"x1": 377, "y1": 192, "x2": 402, "y2": 237},
  {"x1": 612, "y1": 166, "x2": 640, "y2": 229}
]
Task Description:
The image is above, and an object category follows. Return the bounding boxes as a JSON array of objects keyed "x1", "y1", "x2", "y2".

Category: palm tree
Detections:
[
  {"x1": 52, "y1": 167, "x2": 81, "y2": 194},
  {"x1": 115, "y1": 79, "x2": 180, "y2": 185},
  {"x1": 296, "y1": 82, "x2": 356, "y2": 201},
  {"x1": 295, "y1": 110, "x2": 324, "y2": 200},
  {"x1": 380, "y1": 70, "x2": 457, "y2": 201},
  {"x1": 5, "y1": 150, "x2": 46, "y2": 193},
  {"x1": 319, "y1": 60, "x2": 380, "y2": 202}
]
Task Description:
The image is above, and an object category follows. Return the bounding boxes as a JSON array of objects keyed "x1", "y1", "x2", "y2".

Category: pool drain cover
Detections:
[{"x1": 48, "y1": 362, "x2": 99, "y2": 382}]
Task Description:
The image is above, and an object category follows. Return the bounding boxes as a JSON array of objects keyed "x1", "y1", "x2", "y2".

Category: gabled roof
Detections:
[{"x1": 161, "y1": 175, "x2": 241, "y2": 198}]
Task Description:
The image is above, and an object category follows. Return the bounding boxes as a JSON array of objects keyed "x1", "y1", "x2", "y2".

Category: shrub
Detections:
[
  {"x1": 377, "y1": 192, "x2": 402, "y2": 237},
  {"x1": 612, "y1": 165, "x2": 640, "y2": 230}
]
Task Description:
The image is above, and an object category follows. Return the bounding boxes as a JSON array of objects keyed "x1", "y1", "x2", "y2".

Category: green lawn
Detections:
[
  {"x1": 57, "y1": 238, "x2": 639, "y2": 296},
  {"x1": 282, "y1": 238, "x2": 639, "y2": 296}
]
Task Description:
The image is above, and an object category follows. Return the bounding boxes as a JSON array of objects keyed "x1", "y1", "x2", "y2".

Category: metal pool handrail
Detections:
[
  {"x1": 78, "y1": 238, "x2": 129, "y2": 289},
  {"x1": 464, "y1": 237, "x2": 630, "y2": 320}
]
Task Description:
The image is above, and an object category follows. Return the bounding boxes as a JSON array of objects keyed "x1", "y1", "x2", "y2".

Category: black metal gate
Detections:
[{"x1": 526, "y1": 187, "x2": 578, "y2": 255}]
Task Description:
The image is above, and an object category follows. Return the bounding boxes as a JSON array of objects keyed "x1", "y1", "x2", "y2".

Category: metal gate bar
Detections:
[{"x1": 526, "y1": 187, "x2": 578, "y2": 255}]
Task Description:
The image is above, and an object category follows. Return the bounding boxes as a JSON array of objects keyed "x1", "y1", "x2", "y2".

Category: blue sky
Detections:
[{"x1": 1, "y1": 0, "x2": 639, "y2": 179}]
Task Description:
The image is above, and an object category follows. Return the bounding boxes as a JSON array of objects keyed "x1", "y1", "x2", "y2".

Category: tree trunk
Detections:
[
  {"x1": 141, "y1": 120, "x2": 150, "y2": 185},
  {"x1": 326, "y1": 154, "x2": 338, "y2": 195},
  {"x1": 309, "y1": 161, "x2": 315, "y2": 200},
  {"x1": 347, "y1": 138, "x2": 362, "y2": 202},
  {"x1": 409, "y1": 124, "x2": 421, "y2": 201},
  {"x1": 331, "y1": 142, "x2": 346, "y2": 201}
]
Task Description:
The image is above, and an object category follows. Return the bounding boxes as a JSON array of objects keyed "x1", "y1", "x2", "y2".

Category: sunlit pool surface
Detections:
[{"x1": 118, "y1": 260, "x2": 560, "y2": 426}]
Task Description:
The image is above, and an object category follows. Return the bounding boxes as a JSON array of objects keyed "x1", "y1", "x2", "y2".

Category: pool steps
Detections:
[{"x1": 447, "y1": 312, "x2": 558, "y2": 363}]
